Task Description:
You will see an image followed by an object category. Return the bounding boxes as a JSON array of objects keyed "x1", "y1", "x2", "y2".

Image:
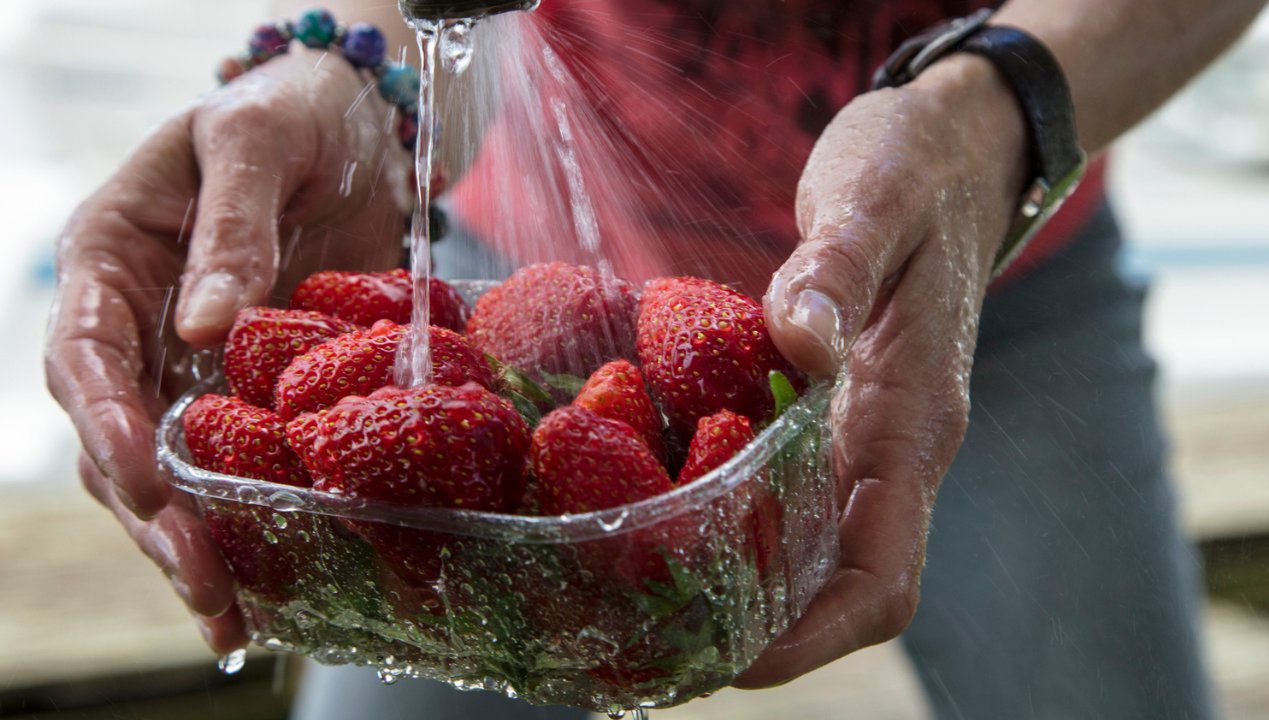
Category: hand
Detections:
[
  {"x1": 45, "y1": 49, "x2": 412, "y2": 652},
  {"x1": 737, "y1": 55, "x2": 1030, "y2": 686}
]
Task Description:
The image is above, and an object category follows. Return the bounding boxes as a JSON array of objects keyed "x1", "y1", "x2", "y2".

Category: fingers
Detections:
[
  {"x1": 734, "y1": 474, "x2": 930, "y2": 688},
  {"x1": 764, "y1": 199, "x2": 924, "y2": 378},
  {"x1": 47, "y1": 269, "x2": 172, "y2": 518},
  {"x1": 79, "y1": 453, "x2": 238, "y2": 620},
  {"x1": 739, "y1": 236, "x2": 980, "y2": 688},
  {"x1": 176, "y1": 97, "x2": 302, "y2": 346},
  {"x1": 198, "y1": 606, "x2": 250, "y2": 656}
]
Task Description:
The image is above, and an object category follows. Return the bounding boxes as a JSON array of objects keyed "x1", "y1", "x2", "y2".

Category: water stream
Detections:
[{"x1": 398, "y1": 18, "x2": 476, "y2": 388}]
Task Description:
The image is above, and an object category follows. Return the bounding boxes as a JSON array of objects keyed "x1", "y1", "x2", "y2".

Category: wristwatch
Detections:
[{"x1": 872, "y1": 8, "x2": 1087, "y2": 277}]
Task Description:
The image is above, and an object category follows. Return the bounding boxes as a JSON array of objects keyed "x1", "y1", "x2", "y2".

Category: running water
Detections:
[
  {"x1": 398, "y1": 18, "x2": 476, "y2": 387},
  {"x1": 394, "y1": 9, "x2": 783, "y2": 385}
]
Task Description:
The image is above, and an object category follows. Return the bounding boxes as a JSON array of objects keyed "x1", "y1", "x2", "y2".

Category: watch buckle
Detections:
[{"x1": 992, "y1": 151, "x2": 1087, "y2": 277}]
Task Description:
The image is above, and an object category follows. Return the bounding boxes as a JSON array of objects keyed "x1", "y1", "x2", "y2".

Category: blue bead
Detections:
[
  {"x1": 342, "y1": 23, "x2": 386, "y2": 68},
  {"x1": 294, "y1": 8, "x2": 337, "y2": 48},
  {"x1": 379, "y1": 63, "x2": 421, "y2": 108}
]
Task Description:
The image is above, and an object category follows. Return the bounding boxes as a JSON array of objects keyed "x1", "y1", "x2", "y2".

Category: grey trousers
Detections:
[{"x1": 292, "y1": 204, "x2": 1214, "y2": 720}]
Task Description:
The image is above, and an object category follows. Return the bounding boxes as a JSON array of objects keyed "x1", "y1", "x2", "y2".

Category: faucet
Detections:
[{"x1": 398, "y1": 0, "x2": 540, "y2": 21}]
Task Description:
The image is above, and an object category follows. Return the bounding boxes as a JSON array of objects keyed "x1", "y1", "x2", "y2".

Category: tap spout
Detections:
[{"x1": 398, "y1": 0, "x2": 539, "y2": 21}]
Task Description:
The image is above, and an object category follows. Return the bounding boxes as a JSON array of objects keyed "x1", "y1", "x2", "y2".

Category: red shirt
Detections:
[{"x1": 450, "y1": 0, "x2": 1103, "y2": 295}]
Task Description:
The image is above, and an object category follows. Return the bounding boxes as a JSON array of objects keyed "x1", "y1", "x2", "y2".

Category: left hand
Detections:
[{"x1": 737, "y1": 55, "x2": 1030, "y2": 687}]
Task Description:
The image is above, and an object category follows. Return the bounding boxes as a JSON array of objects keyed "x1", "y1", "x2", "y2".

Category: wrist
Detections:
[{"x1": 909, "y1": 53, "x2": 1031, "y2": 206}]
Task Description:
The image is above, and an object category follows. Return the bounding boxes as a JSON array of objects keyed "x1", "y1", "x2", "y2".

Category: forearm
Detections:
[{"x1": 996, "y1": 0, "x2": 1267, "y2": 153}]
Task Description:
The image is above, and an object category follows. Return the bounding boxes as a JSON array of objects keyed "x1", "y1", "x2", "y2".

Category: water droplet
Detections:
[
  {"x1": 262, "y1": 530, "x2": 279, "y2": 544},
  {"x1": 237, "y1": 486, "x2": 263, "y2": 505},
  {"x1": 440, "y1": 20, "x2": 474, "y2": 75},
  {"x1": 377, "y1": 669, "x2": 400, "y2": 685},
  {"x1": 270, "y1": 490, "x2": 305, "y2": 511},
  {"x1": 338, "y1": 161, "x2": 358, "y2": 197},
  {"x1": 598, "y1": 510, "x2": 629, "y2": 532},
  {"x1": 263, "y1": 637, "x2": 285, "y2": 651},
  {"x1": 272, "y1": 513, "x2": 288, "y2": 529},
  {"x1": 217, "y1": 648, "x2": 246, "y2": 675}
]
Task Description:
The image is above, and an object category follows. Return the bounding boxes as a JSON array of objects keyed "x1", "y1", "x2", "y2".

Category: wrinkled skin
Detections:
[
  {"x1": 45, "y1": 50, "x2": 411, "y2": 650},
  {"x1": 738, "y1": 56, "x2": 1027, "y2": 686},
  {"x1": 45, "y1": 40, "x2": 1025, "y2": 679}
]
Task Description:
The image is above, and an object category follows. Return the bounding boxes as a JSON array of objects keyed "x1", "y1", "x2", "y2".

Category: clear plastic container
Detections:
[{"x1": 156, "y1": 281, "x2": 839, "y2": 713}]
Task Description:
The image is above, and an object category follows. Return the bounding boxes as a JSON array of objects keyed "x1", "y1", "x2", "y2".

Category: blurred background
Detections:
[{"x1": 1, "y1": 1, "x2": 1267, "y2": 718}]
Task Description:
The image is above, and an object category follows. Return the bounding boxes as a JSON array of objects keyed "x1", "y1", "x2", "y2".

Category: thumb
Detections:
[
  {"x1": 764, "y1": 219, "x2": 912, "y2": 378},
  {"x1": 176, "y1": 106, "x2": 297, "y2": 346}
]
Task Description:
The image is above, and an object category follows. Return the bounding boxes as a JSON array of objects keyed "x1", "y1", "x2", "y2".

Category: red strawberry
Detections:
[
  {"x1": 678, "y1": 410, "x2": 754, "y2": 484},
  {"x1": 637, "y1": 276, "x2": 800, "y2": 431},
  {"x1": 274, "y1": 321, "x2": 494, "y2": 419},
  {"x1": 183, "y1": 394, "x2": 310, "y2": 486},
  {"x1": 530, "y1": 405, "x2": 672, "y2": 515},
  {"x1": 525, "y1": 406, "x2": 711, "y2": 689},
  {"x1": 677, "y1": 409, "x2": 782, "y2": 575},
  {"x1": 182, "y1": 394, "x2": 312, "y2": 602},
  {"x1": 466, "y1": 262, "x2": 639, "y2": 379},
  {"x1": 288, "y1": 383, "x2": 529, "y2": 511},
  {"x1": 291, "y1": 269, "x2": 471, "y2": 331},
  {"x1": 224, "y1": 307, "x2": 358, "y2": 408},
  {"x1": 574, "y1": 360, "x2": 666, "y2": 462}
]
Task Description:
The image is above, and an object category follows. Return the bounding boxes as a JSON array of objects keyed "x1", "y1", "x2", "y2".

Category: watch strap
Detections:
[{"x1": 873, "y1": 10, "x2": 1087, "y2": 277}]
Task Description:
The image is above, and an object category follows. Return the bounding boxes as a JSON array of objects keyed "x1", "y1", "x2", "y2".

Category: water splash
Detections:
[{"x1": 441, "y1": 20, "x2": 475, "y2": 75}]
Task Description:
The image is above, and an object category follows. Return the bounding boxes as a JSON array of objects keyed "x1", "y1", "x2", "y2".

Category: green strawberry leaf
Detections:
[
  {"x1": 631, "y1": 589, "x2": 688, "y2": 620},
  {"x1": 540, "y1": 372, "x2": 587, "y2": 399},
  {"x1": 506, "y1": 390, "x2": 543, "y2": 426},
  {"x1": 629, "y1": 559, "x2": 706, "y2": 620},
  {"x1": 485, "y1": 353, "x2": 554, "y2": 405},
  {"x1": 769, "y1": 370, "x2": 798, "y2": 421}
]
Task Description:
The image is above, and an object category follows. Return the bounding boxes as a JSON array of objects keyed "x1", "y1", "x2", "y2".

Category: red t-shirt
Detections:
[{"x1": 450, "y1": 0, "x2": 1103, "y2": 295}]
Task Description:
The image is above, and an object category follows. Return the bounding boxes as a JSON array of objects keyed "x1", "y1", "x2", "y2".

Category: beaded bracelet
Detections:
[{"x1": 216, "y1": 8, "x2": 423, "y2": 152}]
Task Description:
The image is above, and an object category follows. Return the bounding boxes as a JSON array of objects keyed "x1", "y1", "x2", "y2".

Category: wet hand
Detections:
[
  {"x1": 44, "y1": 49, "x2": 411, "y2": 652},
  {"x1": 739, "y1": 55, "x2": 1030, "y2": 686}
]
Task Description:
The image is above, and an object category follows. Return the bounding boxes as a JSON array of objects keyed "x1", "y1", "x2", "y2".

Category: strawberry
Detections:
[
  {"x1": 525, "y1": 406, "x2": 710, "y2": 688},
  {"x1": 183, "y1": 394, "x2": 310, "y2": 487},
  {"x1": 678, "y1": 409, "x2": 754, "y2": 484},
  {"x1": 273, "y1": 321, "x2": 494, "y2": 419},
  {"x1": 224, "y1": 307, "x2": 359, "y2": 408},
  {"x1": 290, "y1": 269, "x2": 471, "y2": 331},
  {"x1": 677, "y1": 409, "x2": 783, "y2": 575},
  {"x1": 182, "y1": 394, "x2": 313, "y2": 603},
  {"x1": 530, "y1": 405, "x2": 672, "y2": 515},
  {"x1": 574, "y1": 360, "x2": 666, "y2": 462},
  {"x1": 637, "y1": 276, "x2": 800, "y2": 431},
  {"x1": 288, "y1": 383, "x2": 529, "y2": 512},
  {"x1": 465, "y1": 262, "x2": 639, "y2": 380},
  {"x1": 288, "y1": 383, "x2": 529, "y2": 610}
]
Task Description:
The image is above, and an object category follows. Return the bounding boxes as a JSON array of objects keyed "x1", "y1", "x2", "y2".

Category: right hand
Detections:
[{"x1": 45, "y1": 48, "x2": 413, "y2": 652}]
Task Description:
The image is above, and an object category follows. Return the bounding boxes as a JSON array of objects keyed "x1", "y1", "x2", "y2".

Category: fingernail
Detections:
[
  {"x1": 790, "y1": 289, "x2": 846, "y2": 365},
  {"x1": 181, "y1": 272, "x2": 244, "y2": 332}
]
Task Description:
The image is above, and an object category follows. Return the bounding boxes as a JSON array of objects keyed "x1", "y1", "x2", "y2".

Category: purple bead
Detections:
[
  {"x1": 249, "y1": 23, "x2": 290, "y2": 63},
  {"x1": 341, "y1": 23, "x2": 386, "y2": 69}
]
